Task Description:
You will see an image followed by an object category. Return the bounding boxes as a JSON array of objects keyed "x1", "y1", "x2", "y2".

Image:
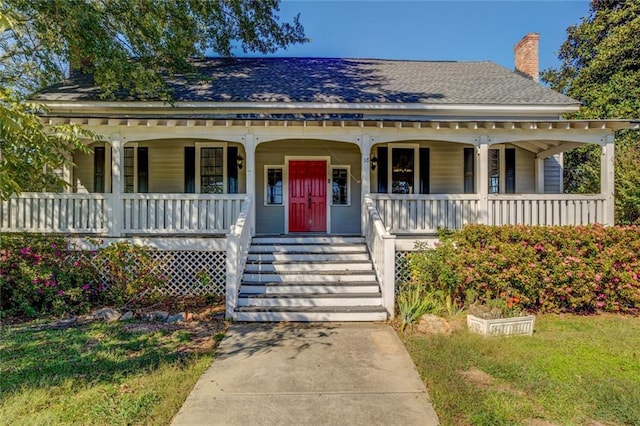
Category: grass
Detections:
[
  {"x1": 403, "y1": 314, "x2": 640, "y2": 426},
  {"x1": 0, "y1": 320, "x2": 217, "y2": 425}
]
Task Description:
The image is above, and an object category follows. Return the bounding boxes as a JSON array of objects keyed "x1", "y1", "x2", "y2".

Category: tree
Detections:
[
  {"x1": 542, "y1": 0, "x2": 640, "y2": 224},
  {"x1": 0, "y1": 1, "x2": 306, "y2": 198}
]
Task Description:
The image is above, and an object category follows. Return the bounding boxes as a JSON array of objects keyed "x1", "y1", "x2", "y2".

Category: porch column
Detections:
[
  {"x1": 535, "y1": 158, "x2": 545, "y2": 193},
  {"x1": 109, "y1": 138, "x2": 123, "y2": 237},
  {"x1": 360, "y1": 134, "x2": 372, "y2": 235},
  {"x1": 477, "y1": 137, "x2": 489, "y2": 224},
  {"x1": 601, "y1": 134, "x2": 615, "y2": 225},
  {"x1": 61, "y1": 151, "x2": 73, "y2": 193},
  {"x1": 244, "y1": 133, "x2": 256, "y2": 235}
]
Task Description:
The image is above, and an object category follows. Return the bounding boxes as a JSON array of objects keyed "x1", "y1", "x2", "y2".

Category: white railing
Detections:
[
  {"x1": 0, "y1": 193, "x2": 108, "y2": 233},
  {"x1": 121, "y1": 193, "x2": 246, "y2": 234},
  {"x1": 363, "y1": 195, "x2": 396, "y2": 319},
  {"x1": 226, "y1": 195, "x2": 253, "y2": 319},
  {"x1": 488, "y1": 194, "x2": 606, "y2": 226},
  {"x1": 368, "y1": 194, "x2": 481, "y2": 233}
]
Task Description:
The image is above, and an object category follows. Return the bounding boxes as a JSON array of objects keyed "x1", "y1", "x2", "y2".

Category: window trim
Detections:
[
  {"x1": 463, "y1": 147, "x2": 475, "y2": 194},
  {"x1": 487, "y1": 145, "x2": 517, "y2": 194},
  {"x1": 264, "y1": 165, "x2": 285, "y2": 206},
  {"x1": 330, "y1": 165, "x2": 351, "y2": 206},
  {"x1": 195, "y1": 142, "x2": 227, "y2": 194}
]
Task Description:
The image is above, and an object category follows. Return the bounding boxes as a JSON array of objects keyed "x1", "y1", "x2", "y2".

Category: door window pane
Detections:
[
  {"x1": 391, "y1": 148, "x2": 415, "y2": 194},
  {"x1": 93, "y1": 147, "x2": 105, "y2": 193},
  {"x1": 123, "y1": 147, "x2": 134, "y2": 193}
]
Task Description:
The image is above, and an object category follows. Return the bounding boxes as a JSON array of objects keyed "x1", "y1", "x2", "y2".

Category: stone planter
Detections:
[{"x1": 467, "y1": 314, "x2": 535, "y2": 336}]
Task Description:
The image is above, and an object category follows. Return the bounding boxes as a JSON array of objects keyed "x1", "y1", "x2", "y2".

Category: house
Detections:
[{"x1": 1, "y1": 34, "x2": 636, "y2": 321}]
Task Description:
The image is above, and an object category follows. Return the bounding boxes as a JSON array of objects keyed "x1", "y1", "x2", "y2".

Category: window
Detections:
[
  {"x1": 463, "y1": 147, "x2": 475, "y2": 193},
  {"x1": 93, "y1": 146, "x2": 105, "y2": 193},
  {"x1": 391, "y1": 147, "x2": 415, "y2": 194},
  {"x1": 123, "y1": 147, "x2": 135, "y2": 193},
  {"x1": 489, "y1": 149, "x2": 500, "y2": 194},
  {"x1": 265, "y1": 166, "x2": 283, "y2": 205},
  {"x1": 123, "y1": 146, "x2": 149, "y2": 193},
  {"x1": 331, "y1": 166, "x2": 350, "y2": 205},
  {"x1": 488, "y1": 147, "x2": 516, "y2": 194},
  {"x1": 200, "y1": 147, "x2": 224, "y2": 194}
]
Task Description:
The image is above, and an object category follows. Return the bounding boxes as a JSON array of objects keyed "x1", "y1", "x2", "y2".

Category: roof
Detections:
[{"x1": 33, "y1": 57, "x2": 579, "y2": 107}]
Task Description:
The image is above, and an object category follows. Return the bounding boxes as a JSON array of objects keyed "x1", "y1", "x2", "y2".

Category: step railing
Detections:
[
  {"x1": 226, "y1": 194, "x2": 253, "y2": 319},
  {"x1": 363, "y1": 195, "x2": 396, "y2": 319}
]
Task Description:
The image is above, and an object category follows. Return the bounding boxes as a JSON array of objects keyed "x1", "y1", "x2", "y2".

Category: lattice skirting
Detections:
[
  {"x1": 77, "y1": 250, "x2": 227, "y2": 296},
  {"x1": 395, "y1": 251, "x2": 412, "y2": 287},
  {"x1": 148, "y1": 250, "x2": 226, "y2": 296}
]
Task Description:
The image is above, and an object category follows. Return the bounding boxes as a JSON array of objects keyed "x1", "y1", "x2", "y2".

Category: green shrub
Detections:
[
  {"x1": 93, "y1": 241, "x2": 166, "y2": 308},
  {"x1": 407, "y1": 225, "x2": 640, "y2": 314},
  {"x1": 0, "y1": 234, "x2": 100, "y2": 318}
]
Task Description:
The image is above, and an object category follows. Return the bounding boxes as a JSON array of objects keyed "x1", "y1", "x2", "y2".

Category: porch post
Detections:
[
  {"x1": 360, "y1": 134, "x2": 372, "y2": 235},
  {"x1": 601, "y1": 134, "x2": 615, "y2": 225},
  {"x1": 535, "y1": 158, "x2": 545, "y2": 194},
  {"x1": 477, "y1": 137, "x2": 489, "y2": 224},
  {"x1": 109, "y1": 138, "x2": 123, "y2": 237},
  {"x1": 244, "y1": 133, "x2": 256, "y2": 235},
  {"x1": 61, "y1": 152, "x2": 73, "y2": 193}
]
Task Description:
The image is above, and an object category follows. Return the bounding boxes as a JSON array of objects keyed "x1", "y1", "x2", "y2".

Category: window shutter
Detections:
[
  {"x1": 184, "y1": 147, "x2": 195, "y2": 193},
  {"x1": 377, "y1": 147, "x2": 388, "y2": 193},
  {"x1": 419, "y1": 148, "x2": 430, "y2": 194},
  {"x1": 506, "y1": 148, "x2": 516, "y2": 194}
]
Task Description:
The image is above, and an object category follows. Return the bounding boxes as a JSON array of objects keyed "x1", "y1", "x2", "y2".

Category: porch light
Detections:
[
  {"x1": 370, "y1": 156, "x2": 378, "y2": 171},
  {"x1": 237, "y1": 155, "x2": 244, "y2": 170}
]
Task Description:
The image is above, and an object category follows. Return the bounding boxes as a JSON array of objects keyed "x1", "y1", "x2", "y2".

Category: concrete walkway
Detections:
[{"x1": 172, "y1": 322, "x2": 439, "y2": 426}]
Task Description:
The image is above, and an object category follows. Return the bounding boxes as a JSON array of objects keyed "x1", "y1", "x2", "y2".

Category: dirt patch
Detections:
[{"x1": 458, "y1": 366, "x2": 527, "y2": 397}]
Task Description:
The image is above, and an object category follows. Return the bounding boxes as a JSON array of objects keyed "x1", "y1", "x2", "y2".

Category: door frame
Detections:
[{"x1": 284, "y1": 155, "x2": 331, "y2": 234}]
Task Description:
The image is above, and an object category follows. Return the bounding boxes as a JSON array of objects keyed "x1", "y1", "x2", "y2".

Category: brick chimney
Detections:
[{"x1": 514, "y1": 33, "x2": 539, "y2": 82}]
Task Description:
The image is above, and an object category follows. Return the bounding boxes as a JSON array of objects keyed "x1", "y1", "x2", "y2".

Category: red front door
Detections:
[{"x1": 289, "y1": 160, "x2": 327, "y2": 232}]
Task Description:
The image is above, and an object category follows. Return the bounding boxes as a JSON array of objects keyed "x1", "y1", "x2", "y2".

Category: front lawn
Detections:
[
  {"x1": 0, "y1": 318, "x2": 225, "y2": 425},
  {"x1": 404, "y1": 315, "x2": 640, "y2": 425}
]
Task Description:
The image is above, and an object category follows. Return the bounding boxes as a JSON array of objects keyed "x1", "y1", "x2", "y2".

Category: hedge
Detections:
[{"x1": 408, "y1": 225, "x2": 640, "y2": 313}]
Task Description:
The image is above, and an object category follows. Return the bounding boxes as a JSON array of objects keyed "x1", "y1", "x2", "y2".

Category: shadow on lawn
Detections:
[{"x1": 0, "y1": 322, "x2": 205, "y2": 400}]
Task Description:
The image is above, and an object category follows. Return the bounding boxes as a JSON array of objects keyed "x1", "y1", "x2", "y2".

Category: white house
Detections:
[{"x1": 2, "y1": 34, "x2": 636, "y2": 321}]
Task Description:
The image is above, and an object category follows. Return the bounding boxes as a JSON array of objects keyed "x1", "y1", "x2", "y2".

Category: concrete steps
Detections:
[{"x1": 235, "y1": 236, "x2": 387, "y2": 322}]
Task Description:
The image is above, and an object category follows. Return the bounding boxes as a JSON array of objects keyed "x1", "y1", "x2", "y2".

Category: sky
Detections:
[{"x1": 245, "y1": 0, "x2": 591, "y2": 74}]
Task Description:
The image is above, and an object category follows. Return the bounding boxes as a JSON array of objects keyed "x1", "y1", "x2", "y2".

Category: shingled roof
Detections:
[{"x1": 34, "y1": 57, "x2": 579, "y2": 107}]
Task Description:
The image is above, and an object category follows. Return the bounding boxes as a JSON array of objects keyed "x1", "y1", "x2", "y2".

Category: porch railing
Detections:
[
  {"x1": 1, "y1": 192, "x2": 247, "y2": 236},
  {"x1": 368, "y1": 194, "x2": 481, "y2": 233},
  {"x1": 363, "y1": 195, "x2": 396, "y2": 318},
  {"x1": 487, "y1": 194, "x2": 606, "y2": 226},
  {"x1": 0, "y1": 193, "x2": 108, "y2": 233},
  {"x1": 121, "y1": 193, "x2": 246, "y2": 234},
  {"x1": 226, "y1": 195, "x2": 253, "y2": 319}
]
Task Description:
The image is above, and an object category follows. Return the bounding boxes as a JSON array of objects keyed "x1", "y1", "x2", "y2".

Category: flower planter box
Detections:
[{"x1": 467, "y1": 314, "x2": 535, "y2": 336}]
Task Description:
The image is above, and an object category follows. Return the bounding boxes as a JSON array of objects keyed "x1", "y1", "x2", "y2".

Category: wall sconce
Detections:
[
  {"x1": 370, "y1": 156, "x2": 378, "y2": 171},
  {"x1": 236, "y1": 155, "x2": 244, "y2": 170}
]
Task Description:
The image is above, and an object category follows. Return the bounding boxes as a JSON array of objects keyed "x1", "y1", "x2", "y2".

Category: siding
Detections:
[
  {"x1": 73, "y1": 142, "x2": 109, "y2": 193},
  {"x1": 513, "y1": 146, "x2": 535, "y2": 193}
]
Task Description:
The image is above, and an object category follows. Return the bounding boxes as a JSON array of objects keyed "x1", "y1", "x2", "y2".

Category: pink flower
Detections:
[
  {"x1": 566, "y1": 271, "x2": 573, "y2": 277},
  {"x1": 20, "y1": 247, "x2": 30, "y2": 255},
  {"x1": 73, "y1": 261, "x2": 80, "y2": 267},
  {"x1": 82, "y1": 284, "x2": 90, "y2": 290},
  {"x1": 596, "y1": 301, "x2": 605, "y2": 308},
  {"x1": 50, "y1": 243, "x2": 57, "y2": 248},
  {"x1": 57, "y1": 290, "x2": 64, "y2": 296},
  {"x1": 595, "y1": 273, "x2": 602, "y2": 282}
]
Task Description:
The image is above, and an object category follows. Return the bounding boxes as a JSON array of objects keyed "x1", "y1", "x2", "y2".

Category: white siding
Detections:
[
  {"x1": 514, "y1": 146, "x2": 535, "y2": 193},
  {"x1": 73, "y1": 142, "x2": 109, "y2": 193}
]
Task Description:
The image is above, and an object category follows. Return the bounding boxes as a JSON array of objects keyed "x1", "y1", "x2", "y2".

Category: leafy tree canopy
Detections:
[
  {"x1": 542, "y1": 0, "x2": 640, "y2": 223},
  {"x1": 0, "y1": 1, "x2": 306, "y2": 199}
]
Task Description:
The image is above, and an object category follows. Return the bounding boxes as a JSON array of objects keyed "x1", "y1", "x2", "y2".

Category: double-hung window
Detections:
[
  {"x1": 331, "y1": 166, "x2": 350, "y2": 205},
  {"x1": 264, "y1": 166, "x2": 283, "y2": 205}
]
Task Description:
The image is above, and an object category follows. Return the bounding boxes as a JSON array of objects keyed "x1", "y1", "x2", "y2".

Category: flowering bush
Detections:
[
  {"x1": 0, "y1": 234, "x2": 100, "y2": 318},
  {"x1": 0, "y1": 235, "x2": 167, "y2": 319},
  {"x1": 408, "y1": 225, "x2": 640, "y2": 314}
]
